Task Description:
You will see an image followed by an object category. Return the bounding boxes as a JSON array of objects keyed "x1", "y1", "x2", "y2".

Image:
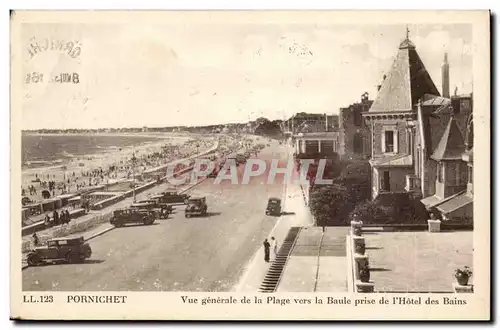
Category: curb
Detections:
[{"x1": 83, "y1": 226, "x2": 116, "y2": 242}]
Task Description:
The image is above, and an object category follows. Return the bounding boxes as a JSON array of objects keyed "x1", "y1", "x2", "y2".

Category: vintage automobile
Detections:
[
  {"x1": 235, "y1": 154, "x2": 248, "y2": 165},
  {"x1": 134, "y1": 198, "x2": 172, "y2": 219},
  {"x1": 110, "y1": 207, "x2": 156, "y2": 227},
  {"x1": 185, "y1": 197, "x2": 208, "y2": 218},
  {"x1": 265, "y1": 197, "x2": 282, "y2": 216},
  {"x1": 208, "y1": 168, "x2": 219, "y2": 178},
  {"x1": 26, "y1": 236, "x2": 92, "y2": 266},
  {"x1": 159, "y1": 190, "x2": 191, "y2": 204}
]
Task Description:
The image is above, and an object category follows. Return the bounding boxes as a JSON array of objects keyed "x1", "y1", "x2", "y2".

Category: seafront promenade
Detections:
[{"x1": 21, "y1": 168, "x2": 203, "y2": 266}]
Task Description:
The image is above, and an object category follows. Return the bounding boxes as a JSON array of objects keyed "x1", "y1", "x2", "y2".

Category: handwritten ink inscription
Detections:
[
  {"x1": 26, "y1": 37, "x2": 82, "y2": 59},
  {"x1": 25, "y1": 72, "x2": 80, "y2": 84}
]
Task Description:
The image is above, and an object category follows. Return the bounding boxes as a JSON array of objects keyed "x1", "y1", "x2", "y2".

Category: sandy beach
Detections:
[{"x1": 21, "y1": 133, "x2": 217, "y2": 204}]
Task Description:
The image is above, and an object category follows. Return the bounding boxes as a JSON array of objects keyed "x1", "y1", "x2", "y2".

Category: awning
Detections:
[
  {"x1": 420, "y1": 195, "x2": 442, "y2": 208},
  {"x1": 369, "y1": 154, "x2": 413, "y2": 167}
]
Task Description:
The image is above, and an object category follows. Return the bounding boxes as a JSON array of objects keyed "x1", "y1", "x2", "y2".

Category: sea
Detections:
[{"x1": 22, "y1": 134, "x2": 168, "y2": 169}]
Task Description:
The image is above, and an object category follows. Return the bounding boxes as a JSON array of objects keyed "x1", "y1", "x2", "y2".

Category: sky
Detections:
[{"x1": 19, "y1": 20, "x2": 473, "y2": 129}]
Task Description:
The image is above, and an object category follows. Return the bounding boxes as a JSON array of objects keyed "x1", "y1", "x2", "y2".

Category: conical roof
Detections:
[
  {"x1": 431, "y1": 116, "x2": 466, "y2": 161},
  {"x1": 369, "y1": 38, "x2": 440, "y2": 113}
]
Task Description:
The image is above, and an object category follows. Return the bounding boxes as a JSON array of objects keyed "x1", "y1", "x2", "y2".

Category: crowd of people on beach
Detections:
[{"x1": 21, "y1": 137, "x2": 218, "y2": 208}]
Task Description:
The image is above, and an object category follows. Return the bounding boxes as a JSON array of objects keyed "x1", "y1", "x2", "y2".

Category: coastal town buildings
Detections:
[
  {"x1": 363, "y1": 34, "x2": 473, "y2": 222},
  {"x1": 338, "y1": 92, "x2": 373, "y2": 159},
  {"x1": 287, "y1": 113, "x2": 341, "y2": 155}
]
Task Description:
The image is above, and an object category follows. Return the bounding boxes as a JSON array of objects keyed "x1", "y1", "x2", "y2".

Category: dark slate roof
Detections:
[
  {"x1": 421, "y1": 95, "x2": 451, "y2": 108},
  {"x1": 369, "y1": 38, "x2": 440, "y2": 113},
  {"x1": 431, "y1": 116, "x2": 466, "y2": 161}
]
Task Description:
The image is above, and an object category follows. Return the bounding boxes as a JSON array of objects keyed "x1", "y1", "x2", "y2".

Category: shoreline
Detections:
[{"x1": 22, "y1": 132, "x2": 196, "y2": 139}]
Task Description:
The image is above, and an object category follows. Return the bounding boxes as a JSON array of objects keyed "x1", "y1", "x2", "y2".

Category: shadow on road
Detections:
[
  {"x1": 116, "y1": 223, "x2": 161, "y2": 228},
  {"x1": 369, "y1": 267, "x2": 391, "y2": 272},
  {"x1": 26, "y1": 259, "x2": 106, "y2": 268},
  {"x1": 205, "y1": 212, "x2": 222, "y2": 217},
  {"x1": 281, "y1": 211, "x2": 296, "y2": 216}
]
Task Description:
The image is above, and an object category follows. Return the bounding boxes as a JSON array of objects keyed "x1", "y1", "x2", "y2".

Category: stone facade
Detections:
[{"x1": 339, "y1": 93, "x2": 372, "y2": 159}]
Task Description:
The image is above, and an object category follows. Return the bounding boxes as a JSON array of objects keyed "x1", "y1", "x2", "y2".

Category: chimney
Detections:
[{"x1": 442, "y1": 53, "x2": 450, "y2": 98}]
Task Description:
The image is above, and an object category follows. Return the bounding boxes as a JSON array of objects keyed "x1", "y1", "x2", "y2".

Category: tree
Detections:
[
  {"x1": 254, "y1": 119, "x2": 282, "y2": 137},
  {"x1": 309, "y1": 184, "x2": 357, "y2": 226}
]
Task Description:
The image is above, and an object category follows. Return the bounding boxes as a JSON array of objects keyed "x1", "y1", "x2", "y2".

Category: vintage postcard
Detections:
[{"x1": 10, "y1": 10, "x2": 490, "y2": 320}]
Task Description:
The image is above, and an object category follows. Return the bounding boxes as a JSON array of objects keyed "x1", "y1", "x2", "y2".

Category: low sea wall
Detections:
[
  {"x1": 22, "y1": 208, "x2": 87, "y2": 236},
  {"x1": 22, "y1": 211, "x2": 113, "y2": 253}
]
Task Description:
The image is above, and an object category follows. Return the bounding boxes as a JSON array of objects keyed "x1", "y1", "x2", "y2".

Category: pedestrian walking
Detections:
[
  {"x1": 270, "y1": 237, "x2": 278, "y2": 260},
  {"x1": 53, "y1": 210, "x2": 59, "y2": 226},
  {"x1": 32, "y1": 232, "x2": 39, "y2": 247},
  {"x1": 44, "y1": 214, "x2": 51, "y2": 226},
  {"x1": 65, "y1": 209, "x2": 71, "y2": 224},
  {"x1": 263, "y1": 238, "x2": 270, "y2": 263},
  {"x1": 60, "y1": 210, "x2": 66, "y2": 225}
]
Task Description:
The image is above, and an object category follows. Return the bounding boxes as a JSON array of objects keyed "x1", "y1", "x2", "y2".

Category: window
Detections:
[
  {"x1": 354, "y1": 110, "x2": 362, "y2": 127},
  {"x1": 437, "y1": 162, "x2": 444, "y2": 183},
  {"x1": 408, "y1": 129, "x2": 414, "y2": 156},
  {"x1": 416, "y1": 149, "x2": 421, "y2": 177},
  {"x1": 385, "y1": 130, "x2": 394, "y2": 153},
  {"x1": 353, "y1": 133, "x2": 363, "y2": 154},
  {"x1": 381, "y1": 127, "x2": 398, "y2": 153},
  {"x1": 380, "y1": 171, "x2": 390, "y2": 191},
  {"x1": 468, "y1": 166, "x2": 473, "y2": 183}
]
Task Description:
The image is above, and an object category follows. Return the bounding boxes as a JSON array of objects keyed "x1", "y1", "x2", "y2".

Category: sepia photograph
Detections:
[{"x1": 9, "y1": 10, "x2": 490, "y2": 320}]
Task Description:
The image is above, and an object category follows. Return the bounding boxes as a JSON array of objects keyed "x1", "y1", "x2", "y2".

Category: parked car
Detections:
[
  {"x1": 26, "y1": 236, "x2": 92, "y2": 266},
  {"x1": 208, "y1": 168, "x2": 219, "y2": 178},
  {"x1": 159, "y1": 190, "x2": 190, "y2": 204},
  {"x1": 235, "y1": 154, "x2": 248, "y2": 164},
  {"x1": 185, "y1": 197, "x2": 208, "y2": 218},
  {"x1": 110, "y1": 207, "x2": 156, "y2": 227},
  {"x1": 265, "y1": 197, "x2": 282, "y2": 216},
  {"x1": 134, "y1": 198, "x2": 172, "y2": 219}
]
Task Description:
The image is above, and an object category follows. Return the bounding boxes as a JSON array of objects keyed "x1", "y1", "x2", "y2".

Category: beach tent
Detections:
[{"x1": 41, "y1": 190, "x2": 51, "y2": 199}]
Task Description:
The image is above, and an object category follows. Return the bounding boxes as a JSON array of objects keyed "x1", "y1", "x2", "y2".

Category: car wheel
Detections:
[
  {"x1": 27, "y1": 254, "x2": 41, "y2": 266},
  {"x1": 148, "y1": 216, "x2": 155, "y2": 225},
  {"x1": 114, "y1": 222, "x2": 123, "y2": 228},
  {"x1": 83, "y1": 246, "x2": 92, "y2": 258},
  {"x1": 185, "y1": 213, "x2": 190, "y2": 218}
]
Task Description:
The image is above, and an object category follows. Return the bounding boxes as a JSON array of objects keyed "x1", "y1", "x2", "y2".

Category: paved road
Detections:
[{"x1": 23, "y1": 140, "x2": 290, "y2": 291}]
